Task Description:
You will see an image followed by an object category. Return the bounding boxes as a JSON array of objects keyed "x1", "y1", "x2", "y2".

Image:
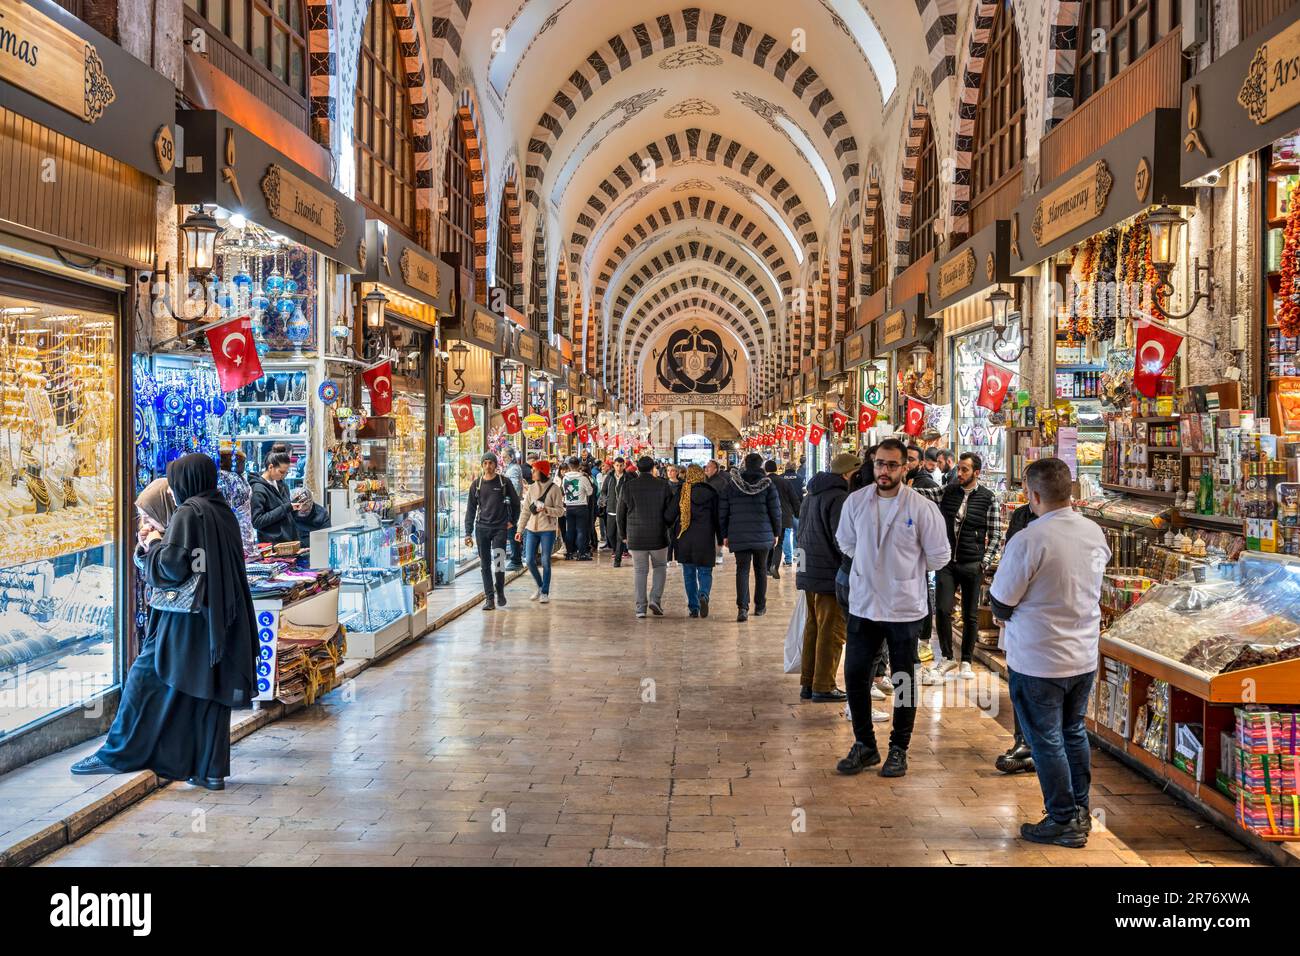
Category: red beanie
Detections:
[{"x1": 533, "y1": 460, "x2": 552, "y2": 478}]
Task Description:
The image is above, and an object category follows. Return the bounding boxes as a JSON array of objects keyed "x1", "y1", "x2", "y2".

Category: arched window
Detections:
[
  {"x1": 186, "y1": 0, "x2": 307, "y2": 98},
  {"x1": 494, "y1": 195, "x2": 517, "y2": 309},
  {"x1": 356, "y1": 0, "x2": 417, "y2": 236},
  {"x1": 1075, "y1": 0, "x2": 1180, "y2": 105},
  {"x1": 970, "y1": 1, "x2": 1024, "y2": 204},
  {"x1": 441, "y1": 118, "x2": 475, "y2": 273},
  {"x1": 868, "y1": 185, "x2": 887, "y2": 294},
  {"x1": 529, "y1": 226, "x2": 545, "y2": 336},
  {"x1": 909, "y1": 117, "x2": 939, "y2": 264},
  {"x1": 836, "y1": 226, "x2": 854, "y2": 342},
  {"x1": 553, "y1": 261, "x2": 569, "y2": 342}
]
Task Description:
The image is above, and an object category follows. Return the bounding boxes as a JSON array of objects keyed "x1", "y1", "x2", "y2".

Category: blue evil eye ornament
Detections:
[
  {"x1": 250, "y1": 294, "x2": 270, "y2": 312},
  {"x1": 275, "y1": 297, "x2": 295, "y2": 315},
  {"x1": 283, "y1": 277, "x2": 299, "y2": 294},
  {"x1": 163, "y1": 388, "x2": 185, "y2": 416},
  {"x1": 136, "y1": 467, "x2": 150, "y2": 489},
  {"x1": 192, "y1": 398, "x2": 208, "y2": 420},
  {"x1": 318, "y1": 380, "x2": 339, "y2": 404},
  {"x1": 212, "y1": 396, "x2": 227, "y2": 417},
  {"x1": 232, "y1": 272, "x2": 252, "y2": 289},
  {"x1": 264, "y1": 269, "x2": 284, "y2": 294},
  {"x1": 133, "y1": 406, "x2": 145, "y2": 445}
]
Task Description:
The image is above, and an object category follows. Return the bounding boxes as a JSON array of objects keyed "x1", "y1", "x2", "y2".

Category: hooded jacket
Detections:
[
  {"x1": 616, "y1": 471, "x2": 678, "y2": 551},
  {"x1": 673, "y1": 480, "x2": 722, "y2": 566},
  {"x1": 795, "y1": 471, "x2": 851, "y2": 594},
  {"x1": 719, "y1": 468, "x2": 782, "y2": 551},
  {"x1": 769, "y1": 471, "x2": 799, "y2": 529},
  {"x1": 247, "y1": 473, "x2": 297, "y2": 544}
]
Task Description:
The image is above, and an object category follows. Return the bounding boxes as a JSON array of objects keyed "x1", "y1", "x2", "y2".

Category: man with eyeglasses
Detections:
[{"x1": 834, "y1": 437, "x2": 950, "y2": 778}]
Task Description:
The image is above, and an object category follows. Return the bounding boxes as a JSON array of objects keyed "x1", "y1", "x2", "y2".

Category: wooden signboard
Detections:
[
  {"x1": 1237, "y1": 18, "x2": 1300, "y2": 125},
  {"x1": 260, "y1": 164, "x2": 346, "y2": 247},
  {"x1": 1031, "y1": 160, "x2": 1114, "y2": 247},
  {"x1": 936, "y1": 247, "x2": 977, "y2": 301},
  {"x1": 0, "y1": 0, "x2": 115, "y2": 123},
  {"x1": 880, "y1": 309, "x2": 907, "y2": 348},
  {"x1": 399, "y1": 247, "x2": 440, "y2": 300}
]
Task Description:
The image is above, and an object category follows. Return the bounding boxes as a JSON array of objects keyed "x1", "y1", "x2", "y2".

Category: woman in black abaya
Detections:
[{"x1": 72, "y1": 454, "x2": 258, "y2": 790}]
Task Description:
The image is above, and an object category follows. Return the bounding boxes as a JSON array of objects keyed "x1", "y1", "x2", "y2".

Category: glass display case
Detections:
[
  {"x1": 312, "y1": 522, "x2": 411, "y2": 658},
  {"x1": 228, "y1": 359, "x2": 313, "y2": 488},
  {"x1": 435, "y1": 398, "x2": 484, "y2": 585},
  {"x1": 0, "y1": 291, "x2": 118, "y2": 738}
]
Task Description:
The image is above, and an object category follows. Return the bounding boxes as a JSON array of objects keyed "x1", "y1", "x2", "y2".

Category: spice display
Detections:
[{"x1": 1279, "y1": 179, "x2": 1300, "y2": 337}]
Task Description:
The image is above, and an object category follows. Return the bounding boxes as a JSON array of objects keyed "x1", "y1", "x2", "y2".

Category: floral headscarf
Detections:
[{"x1": 678, "y1": 463, "x2": 706, "y2": 537}]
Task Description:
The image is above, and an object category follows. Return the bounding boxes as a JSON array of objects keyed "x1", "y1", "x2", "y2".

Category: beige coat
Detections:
[{"x1": 519, "y1": 479, "x2": 566, "y2": 534}]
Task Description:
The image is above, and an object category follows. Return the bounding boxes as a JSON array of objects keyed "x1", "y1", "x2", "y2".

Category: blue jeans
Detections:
[
  {"x1": 523, "y1": 530, "x2": 555, "y2": 593},
  {"x1": 563, "y1": 506, "x2": 590, "y2": 556},
  {"x1": 782, "y1": 526, "x2": 796, "y2": 565},
  {"x1": 681, "y1": 563, "x2": 713, "y2": 612},
  {"x1": 1009, "y1": 667, "x2": 1095, "y2": 824}
]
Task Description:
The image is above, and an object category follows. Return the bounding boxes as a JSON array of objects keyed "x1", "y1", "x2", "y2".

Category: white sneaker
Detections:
[
  {"x1": 959, "y1": 662, "x2": 976, "y2": 680},
  {"x1": 872, "y1": 708, "x2": 890, "y2": 722},
  {"x1": 873, "y1": 676, "x2": 893, "y2": 694},
  {"x1": 919, "y1": 667, "x2": 944, "y2": 686},
  {"x1": 539, "y1": 593, "x2": 549, "y2": 604},
  {"x1": 870, "y1": 685, "x2": 886, "y2": 700},
  {"x1": 530, "y1": 589, "x2": 542, "y2": 602},
  {"x1": 939, "y1": 659, "x2": 959, "y2": 681}
]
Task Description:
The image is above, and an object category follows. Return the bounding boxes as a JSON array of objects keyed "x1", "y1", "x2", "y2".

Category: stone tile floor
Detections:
[{"x1": 38, "y1": 553, "x2": 1267, "y2": 867}]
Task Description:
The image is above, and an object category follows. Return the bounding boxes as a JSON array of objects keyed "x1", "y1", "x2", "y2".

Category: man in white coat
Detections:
[{"x1": 835, "y1": 437, "x2": 951, "y2": 778}]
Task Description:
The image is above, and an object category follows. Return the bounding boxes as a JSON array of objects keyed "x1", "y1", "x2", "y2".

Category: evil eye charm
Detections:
[
  {"x1": 232, "y1": 272, "x2": 252, "y2": 289},
  {"x1": 212, "y1": 396, "x2": 227, "y2": 416},
  {"x1": 264, "y1": 270, "x2": 285, "y2": 294},
  {"x1": 192, "y1": 398, "x2": 208, "y2": 420},
  {"x1": 250, "y1": 294, "x2": 270, "y2": 312},
  {"x1": 283, "y1": 277, "x2": 299, "y2": 294},
  {"x1": 133, "y1": 406, "x2": 146, "y2": 445},
  {"x1": 275, "y1": 297, "x2": 295, "y2": 315},
  {"x1": 318, "y1": 380, "x2": 339, "y2": 404},
  {"x1": 163, "y1": 389, "x2": 185, "y2": 415}
]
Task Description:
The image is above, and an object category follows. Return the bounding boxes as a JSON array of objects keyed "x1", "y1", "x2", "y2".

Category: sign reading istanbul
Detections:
[
  {"x1": 260, "y1": 164, "x2": 346, "y2": 247},
  {"x1": 0, "y1": 0, "x2": 116, "y2": 122},
  {"x1": 1030, "y1": 160, "x2": 1114, "y2": 246},
  {"x1": 936, "y1": 248, "x2": 977, "y2": 300},
  {"x1": 399, "y1": 247, "x2": 439, "y2": 299},
  {"x1": 1237, "y1": 18, "x2": 1300, "y2": 124}
]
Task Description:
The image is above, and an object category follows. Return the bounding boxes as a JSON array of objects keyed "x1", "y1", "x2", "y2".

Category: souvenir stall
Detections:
[
  {"x1": 818, "y1": 343, "x2": 850, "y2": 457},
  {"x1": 839, "y1": 324, "x2": 875, "y2": 454},
  {"x1": 498, "y1": 324, "x2": 539, "y2": 465},
  {"x1": 873, "y1": 294, "x2": 940, "y2": 441},
  {"x1": 0, "y1": 3, "x2": 177, "y2": 767},
  {"x1": 799, "y1": 367, "x2": 826, "y2": 473},
  {"x1": 929, "y1": 221, "x2": 1022, "y2": 491},
  {"x1": 435, "y1": 306, "x2": 502, "y2": 585}
]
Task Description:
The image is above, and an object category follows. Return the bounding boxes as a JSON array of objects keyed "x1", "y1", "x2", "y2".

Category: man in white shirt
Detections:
[
  {"x1": 834, "y1": 437, "x2": 951, "y2": 778},
  {"x1": 990, "y1": 457, "x2": 1110, "y2": 849}
]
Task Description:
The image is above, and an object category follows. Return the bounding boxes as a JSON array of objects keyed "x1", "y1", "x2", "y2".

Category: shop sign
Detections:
[
  {"x1": 261, "y1": 164, "x2": 346, "y2": 247},
  {"x1": 1030, "y1": 160, "x2": 1113, "y2": 247},
  {"x1": 523, "y1": 413, "x2": 549, "y2": 438},
  {"x1": 880, "y1": 309, "x2": 907, "y2": 347},
  {"x1": 544, "y1": 344, "x2": 562, "y2": 376},
  {"x1": 936, "y1": 247, "x2": 977, "y2": 300},
  {"x1": 1237, "y1": 18, "x2": 1300, "y2": 125},
  {"x1": 819, "y1": 343, "x2": 841, "y2": 381},
  {"x1": 568, "y1": 368, "x2": 580, "y2": 392},
  {"x1": 514, "y1": 328, "x2": 540, "y2": 365},
  {"x1": 802, "y1": 368, "x2": 819, "y2": 396},
  {"x1": 469, "y1": 309, "x2": 503, "y2": 353},
  {"x1": 0, "y1": 0, "x2": 115, "y2": 123},
  {"x1": 399, "y1": 247, "x2": 440, "y2": 300}
]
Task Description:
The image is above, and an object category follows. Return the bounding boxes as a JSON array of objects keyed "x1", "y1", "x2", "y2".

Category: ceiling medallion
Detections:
[
  {"x1": 660, "y1": 44, "x2": 723, "y2": 70},
  {"x1": 665, "y1": 98, "x2": 719, "y2": 119},
  {"x1": 673, "y1": 179, "x2": 715, "y2": 192}
]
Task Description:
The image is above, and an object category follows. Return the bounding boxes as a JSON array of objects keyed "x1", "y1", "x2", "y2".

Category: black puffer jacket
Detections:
[
  {"x1": 795, "y1": 472, "x2": 851, "y2": 594},
  {"x1": 673, "y1": 481, "x2": 722, "y2": 566},
  {"x1": 719, "y1": 469, "x2": 781, "y2": 551},
  {"x1": 248, "y1": 474, "x2": 297, "y2": 544},
  {"x1": 771, "y1": 473, "x2": 799, "y2": 529},
  {"x1": 616, "y1": 473, "x2": 678, "y2": 550}
]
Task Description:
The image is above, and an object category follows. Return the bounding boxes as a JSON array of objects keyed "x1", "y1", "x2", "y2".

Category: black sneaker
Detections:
[
  {"x1": 836, "y1": 742, "x2": 881, "y2": 775},
  {"x1": 699, "y1": 596, "x2": 709, "y2": 618},
  {"x1": 1077, "y1": 807, "x2": 1094, "y2": 832},
  {"x1": 496, "y1": 590, "x2": 508, "y2": 607},
  {"x1": 1020, "y1": 815, "x2": 1087, "y2": 848},
  {"x1": 187, "y1": 775, "x2": 225, "y2": 791},
  {"x1": 736, "y1": 610, "x2": 748, "y2": 622},
  {"x1": 689, "y1": 608, "x2": 700, "y2": 618},
  {"x1": 811, "y1": 688, "x2": 848, "y2": 702},
  {"x1": 800, "y1": 686, "x2": 812, "y2": 700},
  {"x1": 648, "y1": 602, "x2": 663, "y2": 616},
  {"x1": 482, "y1": 596, "x2": 495, "y2": 611},
  {"x1": 880, "y1": 746, "x2": 908, "y2": 778},
  {"x1": 770, "y1": 567, "x2": 780, "y2": 580},
  {"x1": 753, "y1": 606, "x2": 766, "y2": 617},
  {"x1": 995, "y1": 751, "x2": 1035, "y2": 774}
]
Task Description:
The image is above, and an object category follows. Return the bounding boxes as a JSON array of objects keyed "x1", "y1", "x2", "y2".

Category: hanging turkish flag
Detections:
[
  {"x1": 808, "y1": 423, "x2": 826, "y2": 445},
  {"x1": 614, "y1": 434, "x2": 622, "y2": 449},
  {"x1": 857, "y1": 405, "x2": 878, "y2": 433},
  {"x1": 362, "y1": 359, "x2": 395, "y2": 416},
  {"x1": 791, "y1": 424, "x2": 805, "y2": 443},
  {"x1": 449, "y1": 394, "x2": 476, "y2": 434},
  {"x1": 1133, "y1": 319, "x2": 1184, "y2": 397},
  {"x1": 206, "y1": 315, "x2": 263, "y2": 393},
  {"x1": 560, "y1": 412, "x2": 577, "y2": 434},
  {"x1": 501, "y1": 404, "x2": 522, "y2": 434},
  {"x1": 830, "y1": 409, "x2": 848, "y2": 434},
  {"x1": 976, "y1": 362, "x2": 1015, "y2": 412},
  {"x1": 577, "y1": 424, "x2": 591, "y2": 443},
  {"x1": 903, "y1": 397, "x2": 926, "y2": 436}
]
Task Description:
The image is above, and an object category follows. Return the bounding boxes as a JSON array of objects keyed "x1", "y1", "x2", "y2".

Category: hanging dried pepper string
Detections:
[{"x1": 1281, "y1": 180, "x2": 1300, "y2": 337}]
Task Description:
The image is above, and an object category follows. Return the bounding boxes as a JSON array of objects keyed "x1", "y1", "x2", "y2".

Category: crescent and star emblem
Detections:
[
  {"x1": 1139, "y1": 340, "x2": 1166, "y2": 372},
  {"x1": 221, "y1": 332, "x2": 246, "y2": 366},
  {"x1": 373, "y1": 375, "x2": 391, "y2": 396}
]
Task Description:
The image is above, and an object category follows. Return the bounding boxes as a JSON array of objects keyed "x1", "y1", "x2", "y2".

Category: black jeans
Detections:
[
  {"x1": 935, "y1": 561, "x2": 982, "y2": 663},
  {"x1": 845, "y1": 615, "x2": 923, "y2": 753},
  {"x1": 733, "y1": 547, "x2": 771, "y2": 610},
  {"x1": 1009, "y1": 668, "x2": 1095, "y2": 824},
  {"x1": 475, "y1": 525, "x2": 508, "y2": 598},
  {"x1": 563, "y1": 505, "x2": 590, "y2": 556}
]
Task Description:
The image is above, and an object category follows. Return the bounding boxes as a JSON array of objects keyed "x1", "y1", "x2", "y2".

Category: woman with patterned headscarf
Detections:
[{"x1": 671, "y1": 463, "x2": 722, "y2": 619}]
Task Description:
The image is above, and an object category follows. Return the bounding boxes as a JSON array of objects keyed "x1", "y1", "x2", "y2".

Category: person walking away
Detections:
[
  {"x1": 665, "y1": 464, "x2": 683, "y2": 566},
  {"x1": 765, "y1": 459, "x2": 799, "y2": 579},
  {"x1": 501, "y1": 448, "x2": 525, "y2": 569},
  {"x1": 248, "y1": 452, "x2": 298, "y2": 544},
  {"x1": 719, "y1": 451, "x2": 782, "y2": 622},
  {"x1": 517, "y1": 460, "x2": 565, "y2": 603},
  {"x1": 926, "y1": 452, "x2": 1003, "y2": 684},
  {"x1": 672, "y1": 464, "x2": 721, "y2": 618},
  {"x1": 995, "y1": 502, "x2": 1038, "y2": 774},
  {"x1": 617, "y1": 456, "x2": 678, "y2": 618},
  {"x1": 72, "y1": 454, "x2": 257, "y2": 790},
  {"x1": 834, "y1": 438, "x2": 950, "y2": 778},
  {"x1": 779, "y1": 461, "x2": 805, "y2": 566},
  {"x1": 795, "y1": 453, "x2": 859, "y2": 702},
  {"x1": 990, "y1": 458, "x2": 1108, "y2": 848},
  {"x1": 704, "y1": 459, "x2": 728, "y2": 565},
  {"x1": 561, "y1": 457, "x2": 595, "y2": 560},
  {"x1": 464, "y1": 453, "x2": 521, "y2": 610}
]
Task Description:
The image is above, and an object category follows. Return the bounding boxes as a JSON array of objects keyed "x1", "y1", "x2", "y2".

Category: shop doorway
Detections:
[{"x1": 674, "y1": 433, "x2": 714, "y2": 465}]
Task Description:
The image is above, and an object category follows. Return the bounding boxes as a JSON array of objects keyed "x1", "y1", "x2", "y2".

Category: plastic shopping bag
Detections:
[{"x1": 783, "y1": 594, "x2": 806, "y2": 674}]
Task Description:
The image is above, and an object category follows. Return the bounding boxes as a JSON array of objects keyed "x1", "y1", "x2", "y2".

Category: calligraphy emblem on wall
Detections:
[{"x1": 654, "y1": 325, "x2": 735, "y2": 395}]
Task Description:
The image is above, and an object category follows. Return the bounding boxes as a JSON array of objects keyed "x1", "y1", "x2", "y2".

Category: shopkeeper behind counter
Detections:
[{"x1": 248, "y1": 452, "x2": 330, "y2": 546}]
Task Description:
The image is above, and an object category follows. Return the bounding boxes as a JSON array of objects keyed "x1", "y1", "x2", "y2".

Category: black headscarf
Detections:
[{"x1": 165, "y1": 454, "x2": 256, "y2": 684}]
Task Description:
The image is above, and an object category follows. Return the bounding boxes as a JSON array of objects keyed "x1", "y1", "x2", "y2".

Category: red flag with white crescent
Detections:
[
  {"x1": 502, "y1": 404, "x2": 522, "y2": 434},
  {"x1": 206, "y1": 315, "x2": 263, "y2": 393},
  {"x1": 976, "y1": 362, "x2": 1015, "y2": 412},
  {"x1": 577, "y1": 424, "x2": 591, "y2": 443},
  {"x1": 362, "y1": 360, "x2": 395, "y2": 416},
  {"x1": 830, "y1": 409, "x2": 848, "y2": 434},
  {"x1": 1133, "y1": 319, "x2": 1183, "y2": 398},
  {"x1": 792, "y1": 424, "x2": 806, "y2": 443},
  {"x1": 560, "y1": 412, "x2": 577, "y2": 434},
  {"x1": 903, "y1": 397, "x2": 926, "y2": 436},
  {"x1": 449, "y1": 394, "x2": 476, "y2": 434},
  {"x1": 857, "y1": 405, "x2": 878, "y2": 433},
  {"x1": 808, "y1": 423, "x2": 826, "y2": 445}
]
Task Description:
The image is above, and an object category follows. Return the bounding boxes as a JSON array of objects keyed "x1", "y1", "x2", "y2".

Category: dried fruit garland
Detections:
[{"x1": 1280, "y1": 182, "x2": 1300, "y2": 336}]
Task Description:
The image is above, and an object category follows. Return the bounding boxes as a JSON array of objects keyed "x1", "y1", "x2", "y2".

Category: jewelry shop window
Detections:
[
  {"x1": 0, "y1": 294, "x2": 118, "y2": 739},
  {"x1": 356, "y1": 0, "x2": 418, "y2": 237}
]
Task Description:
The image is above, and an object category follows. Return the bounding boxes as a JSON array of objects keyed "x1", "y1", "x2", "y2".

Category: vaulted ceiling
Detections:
[{"x1": 444, "y1": 0, "x2": 945, "y2": 401}]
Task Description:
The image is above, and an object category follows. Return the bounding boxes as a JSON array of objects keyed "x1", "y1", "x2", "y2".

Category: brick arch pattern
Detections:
[
  {"x1": 492, "y1": 166, "x2": 524, "y2": 307},
  {"x1": 448, "y1": 91, "x2": 490, "y2": 298},
  {"x1": 569, "y1": 128, "x2": 818, "y2": 262},
  {"x1": 861, "y1": 177, "x2": 884, "y2": 295},
  {"x1": 522, "y1": 7, "x2": 860, "y2": 222},
  {"x1": 916, "y1": 0, "x2": 959, "y2": 88},
  {"x1": 305, "y1": 0, "x2": 336, "y2": 146},
  {"x1": 894, "y1": 98, "x2": 932, "y2": 275},
  {"x1": 1044, "y1": 1, "x2": 1082, "y2": 129},
  {"x1": 387, "y1": 0, "x2": 435, "y2": 219},
  {"x1": 835, "y1": 223, "x2": 853, "y2": 343},
  {"x1": 529, "y1": 218, "x2": 548, "y2": 335},
  {"x1": 428, "y1": 0, "x2": 473, "y2": 93}
]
